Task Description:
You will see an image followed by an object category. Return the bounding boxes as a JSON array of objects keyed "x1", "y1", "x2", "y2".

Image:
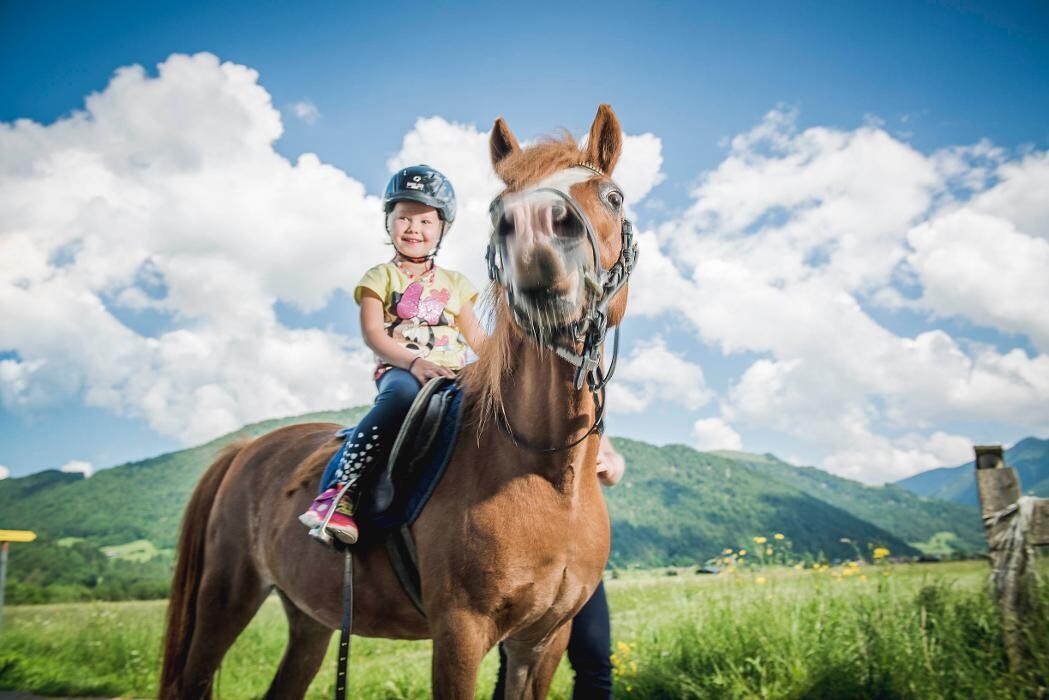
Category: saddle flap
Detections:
[{"x1": 361, "y1": 376, "x2": 461, "y2": 523}]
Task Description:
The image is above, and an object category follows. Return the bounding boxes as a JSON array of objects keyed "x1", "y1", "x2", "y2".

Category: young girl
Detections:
[{"x1": 299, "y1": 165, "x2": 486, "y2": 544}]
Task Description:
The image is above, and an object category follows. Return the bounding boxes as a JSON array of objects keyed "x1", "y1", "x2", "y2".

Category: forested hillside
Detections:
[{"x1": 0, "y1": 408, "x2": 995, "y2": 602}]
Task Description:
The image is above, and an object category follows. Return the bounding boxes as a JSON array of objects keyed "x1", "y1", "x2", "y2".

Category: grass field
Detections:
[{"x1": 0, "y1": 560, "x2": 1046, "y2": 698}]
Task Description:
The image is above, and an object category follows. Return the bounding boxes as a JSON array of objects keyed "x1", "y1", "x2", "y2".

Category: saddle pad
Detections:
[{"x1": 321, "y1": 378, "x2": 464, "y2": 533}]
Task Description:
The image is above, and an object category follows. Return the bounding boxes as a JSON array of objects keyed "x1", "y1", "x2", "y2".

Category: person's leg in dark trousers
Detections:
[
  {"x1": 319, "y1": 367, "x2": 422, "y2": 492},
  {"x1": 567, "y1": 580, "x2": 613, "y2": 699},
  {"x1": 493, "y1": 580, "x2": 613, "y2": 699}
]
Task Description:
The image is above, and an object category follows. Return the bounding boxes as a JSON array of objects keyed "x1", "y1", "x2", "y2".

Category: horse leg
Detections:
[
  {"x1": 179, "y1": 566, "x2": 270, "y2": 699},
  {"x1": 263, "y1": 592, "x2": 334, "y2": 699},
  {"x1": 431, "y1": 612, "x2": 494, "y2": 699},
  {"x1": 500, "y1": 623, "x2": 572, "y2": 700}
]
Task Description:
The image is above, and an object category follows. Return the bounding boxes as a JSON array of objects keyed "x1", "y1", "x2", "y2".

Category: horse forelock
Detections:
[{"x1": 494, "y1": 135, "x2": 586, "y2": 191}]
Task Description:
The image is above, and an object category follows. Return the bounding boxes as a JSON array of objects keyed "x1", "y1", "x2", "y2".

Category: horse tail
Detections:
[{"x1": 159, "y1": 439, "x2": 250, "y2": 699}]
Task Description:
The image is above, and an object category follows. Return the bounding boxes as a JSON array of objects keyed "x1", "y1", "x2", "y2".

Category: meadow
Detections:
[{"x1": 0, "y1": 560, "x2": 1046, "y2": 699}]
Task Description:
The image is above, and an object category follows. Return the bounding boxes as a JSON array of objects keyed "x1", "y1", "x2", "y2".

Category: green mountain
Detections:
[
  {"x1": 0, "y1": 408, "x2": 990, "y2": 601},
  {"x1": 711, "y1": 450, "x2": 986, "y2": 554},
  {"x1": 606, "y1": 441, "x2": 922, "y2": 567},
  {"x1": 0, "y1": 407, "x2": 367, "y2": 549},
  {"x1": 895, "y1": 437, "x2": 1049, "y2": 506}
]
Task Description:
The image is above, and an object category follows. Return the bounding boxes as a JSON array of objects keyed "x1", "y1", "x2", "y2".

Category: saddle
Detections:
[{"x1": 321, "y1": 376, "x2": 464, "y2": 614}]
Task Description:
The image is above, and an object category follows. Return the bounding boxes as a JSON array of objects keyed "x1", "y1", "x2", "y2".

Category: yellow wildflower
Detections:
[
  {"x1": 793, "y1": 563, "x2": 803, "y2": 570},
  {"x1": 756, "y1": 576, "x2": 768, "y2": 584},
  {"x1": 738, "y1": 549, "x2": 747, "y2": 556},
  {"x1": 617, "y1": 641, "x2": 632, "y2": 654},
  {"x1": 873, "y1": 547, "x2": 890, "y2": 560},
  {"x1": 774, "y1": 533, "x2": 785, "y2": 540},
  {"x1": 723, "y1": 548, "x2": 734, "y2": 554},
  {"x1": 753, "y1": 536, "x2": 768, "y2": 544},
  {"x1": 766, "y1": 547, "x2": 773, "y2": 556}
]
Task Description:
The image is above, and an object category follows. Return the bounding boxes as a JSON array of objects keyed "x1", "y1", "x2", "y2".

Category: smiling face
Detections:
[{"x1": 388, "y1": 200, "x2": 443, "y2": 259}]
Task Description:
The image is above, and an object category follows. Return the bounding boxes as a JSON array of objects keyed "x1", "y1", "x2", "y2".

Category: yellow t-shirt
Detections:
[{"x1": 354, "y1": 262, "x2": 479, "y2": 379}]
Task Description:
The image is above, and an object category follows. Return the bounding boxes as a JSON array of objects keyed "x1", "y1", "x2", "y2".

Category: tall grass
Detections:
[{"x1": 0, "y1": 560, "x2": 1045, "y2": 698}]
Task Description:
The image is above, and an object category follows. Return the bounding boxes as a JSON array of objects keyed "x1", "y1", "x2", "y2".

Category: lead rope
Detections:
[{"x1": 335, "y1": 549, "x2": 353, "y2": 700}]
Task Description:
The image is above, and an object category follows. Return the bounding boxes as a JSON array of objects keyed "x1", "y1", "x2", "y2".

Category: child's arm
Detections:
[
  {"x1": 360, "y1": 291, "x2": 454, "y2": 382},
  {"x1": 457, "y1": 300, "x2": 487, "y2": 354}
]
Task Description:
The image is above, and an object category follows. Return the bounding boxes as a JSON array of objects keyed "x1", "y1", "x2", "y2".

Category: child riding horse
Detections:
[{"x1": 160, "y1": 104, "x2": 636, "y2": 699}]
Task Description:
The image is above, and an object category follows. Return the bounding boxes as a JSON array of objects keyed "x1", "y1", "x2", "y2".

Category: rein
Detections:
[{"x1": 485, "y1": 171, "x2": 638, "y2": 453}]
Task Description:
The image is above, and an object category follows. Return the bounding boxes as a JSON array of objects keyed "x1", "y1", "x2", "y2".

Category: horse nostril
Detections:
[{"x1": 496, "y1": 214, "x2": 514, "y2": 238}]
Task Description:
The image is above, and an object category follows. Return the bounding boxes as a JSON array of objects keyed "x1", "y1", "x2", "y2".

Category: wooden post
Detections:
[
  {"x1": 973, "y1": 445, "x2": 1048, "y2": 671},
  {"x1": 0, "y1": 530, "x2": 37, "y2": 631},
  {"x1": 0, "y1": 542, "x2": 7, "y2": 630}
]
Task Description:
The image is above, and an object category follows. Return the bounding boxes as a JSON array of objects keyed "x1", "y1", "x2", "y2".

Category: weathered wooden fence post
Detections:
[{"x1": 973, "y1": 445, "x2": 1049, "y2": 671}]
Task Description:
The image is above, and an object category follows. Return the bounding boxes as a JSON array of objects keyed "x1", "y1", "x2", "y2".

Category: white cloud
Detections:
[
  {"x1": 907, "y1": 206, "x2": 1049, "y2": 352},
  {"x1": 607, "y1": 337, "x2": 713, "y2": 413},
  {"x1": 616, "y1": 133, "x2": 665, "y2": 218},
  {"x1": 631, "y1": 108, "x2": 1049, "y2": 483},
  {"x1": 291, "y1": 100, "x2": 320, "y2": 125},
  {"x1": 822, "y1": 430, "x2": 973, "y2": 482},
  {"x1": 60, "y1": 460, "x2": 94, "y2": 479},
  {"x1": 0, "y1": 53, "x2": 385, "y2": 443},
  {"x1": 692, "y1": 417, "x2": 743, "y2": 451},
  {"x1": 0, "y1": 464, "x2": 8, "y2": 480}
]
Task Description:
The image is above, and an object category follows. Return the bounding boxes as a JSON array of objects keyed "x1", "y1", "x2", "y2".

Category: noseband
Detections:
[{"x1": 485, "y1": 170, "x2": 639, "y2": 452}]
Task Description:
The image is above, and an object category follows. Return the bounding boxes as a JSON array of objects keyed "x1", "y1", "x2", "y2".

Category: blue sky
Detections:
[{"x1": 1, "y1": 0, "x2": 1048, "y2": 482}]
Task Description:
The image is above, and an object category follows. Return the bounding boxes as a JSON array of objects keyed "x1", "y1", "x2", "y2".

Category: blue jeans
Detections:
[
  {"x1": 320, "y1": 368, "x2": 422, "y2": 493},
  {"x1": 494, "y1": 581, "x2": 613, "y2": 699}
]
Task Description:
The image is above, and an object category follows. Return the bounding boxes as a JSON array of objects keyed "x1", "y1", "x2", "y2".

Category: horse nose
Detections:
[{"x1": 499, "y1": 193, "x2": 582, "y2": 246}]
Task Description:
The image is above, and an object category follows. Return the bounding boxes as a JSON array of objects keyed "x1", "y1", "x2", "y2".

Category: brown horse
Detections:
[{"x1": 160, "y1": 104, "x2": 634, "y2": 699}]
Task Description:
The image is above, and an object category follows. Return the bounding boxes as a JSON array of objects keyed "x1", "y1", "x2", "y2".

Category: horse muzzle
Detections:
[{"x1": 489, "y1": 189, "x2": 599, "y2": 329}]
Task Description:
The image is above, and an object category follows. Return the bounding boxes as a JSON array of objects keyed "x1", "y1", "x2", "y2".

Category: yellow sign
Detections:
[{"x1": 0, "y1": 530, "x2": 37, "y2": 543}]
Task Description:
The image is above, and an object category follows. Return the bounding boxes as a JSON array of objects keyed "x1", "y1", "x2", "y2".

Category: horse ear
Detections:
[
  {"x1": 490, "y1": 118, "x2": 521, "y2": 170},
  {"x1": 584, "y1": 104, "x2": 622, "y2": 175}
]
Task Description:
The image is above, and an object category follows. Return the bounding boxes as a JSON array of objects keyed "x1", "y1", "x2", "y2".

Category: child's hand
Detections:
[{"x1": 409, "y1": 358, "x2": 455, "y2": 383}]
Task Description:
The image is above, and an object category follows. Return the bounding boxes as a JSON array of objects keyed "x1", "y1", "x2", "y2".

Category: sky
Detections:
[{"x1": 1, "y1": 0, "x2": 1048, "y2": 484}]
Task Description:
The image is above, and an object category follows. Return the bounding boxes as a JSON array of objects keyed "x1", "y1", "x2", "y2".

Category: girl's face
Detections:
[{"x1": 389, "y1": 201, "x2": 442, "y2": 258}]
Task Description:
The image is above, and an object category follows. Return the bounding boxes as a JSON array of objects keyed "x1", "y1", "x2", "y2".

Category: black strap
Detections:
[
  {"x1": 385, "y1": 527, "x2": 426, "y2": 616},
  {"x1": 335, "y1": 550, "x2": 353, "y2": 700}
]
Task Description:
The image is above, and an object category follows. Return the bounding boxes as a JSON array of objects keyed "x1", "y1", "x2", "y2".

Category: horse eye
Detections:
[{"x1": 606, "y1": 190, "x2": 623, "y2": 210}]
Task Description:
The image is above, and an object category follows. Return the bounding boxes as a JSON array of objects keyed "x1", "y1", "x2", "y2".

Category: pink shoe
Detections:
[
  {"x1": 299, "y1": 487, "x2": 359, "y2": 544},
  {"x1": 298, "y1": 487, "x2": 338, "y2": 529},
  {"x1": 324, "y1": 508, "x2": 359, "y2": 544}
]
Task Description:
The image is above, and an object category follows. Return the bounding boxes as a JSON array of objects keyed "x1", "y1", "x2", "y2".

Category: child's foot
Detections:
[
  {"x1": 300, "y1": 487, "x2": 359, "y2": 544},
  {"x1": 324, "y1": 509, "x2": 359, "y2": 544},
  {"x1": 298, "y1": 487, "x2": 339, "y2": 529}
]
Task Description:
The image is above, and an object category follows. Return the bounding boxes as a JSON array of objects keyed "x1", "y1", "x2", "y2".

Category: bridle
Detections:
[{"x1": 484, "y1": 166, "x2": 639, "y2": 453}]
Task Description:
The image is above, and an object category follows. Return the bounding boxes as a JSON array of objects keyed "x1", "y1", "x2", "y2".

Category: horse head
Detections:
[{"x1": 485, "y1": 105, "x2": 637, "y2": 368}]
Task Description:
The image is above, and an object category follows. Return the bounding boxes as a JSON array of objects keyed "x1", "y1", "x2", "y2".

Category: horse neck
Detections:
[{"x1": 492, "y1": 334, "x2": 600, "y2": 496}]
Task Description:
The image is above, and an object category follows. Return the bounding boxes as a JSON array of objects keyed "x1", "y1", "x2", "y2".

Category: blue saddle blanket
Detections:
[{"x1": 322, "y1": 381, "x2": 464, "y2": 532}]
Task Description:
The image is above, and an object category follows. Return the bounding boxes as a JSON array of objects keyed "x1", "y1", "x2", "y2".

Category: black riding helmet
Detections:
[{"x1": 383, "y1": 165, "x2": 457, "y2": 227}]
